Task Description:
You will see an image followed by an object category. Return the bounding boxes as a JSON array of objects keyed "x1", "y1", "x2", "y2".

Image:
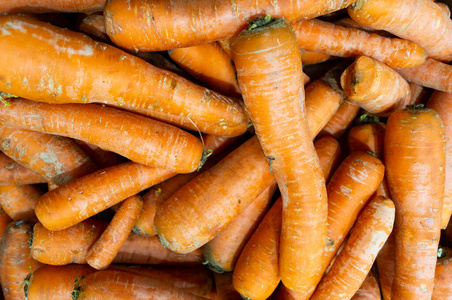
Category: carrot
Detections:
[
  {"x1": 0, "y1": 126, "x2": 98, "y2": 187},
  {"x1": 300, "y1": 50, "x2": 334, "y2": 65},
  {"x1": 168, "y1": 42, "x2": 241, "y2": 97},
  {"x1": 0, "y1": 0, "x2": 105, "y2": 13},
  {"x1": 340, "y1": 56, "x2": 411, "y2": 116},
  {"x1": 202, "y1": 181, "x2": 277, "y2": 273},
  {"x1": 0, "y1": 15, "x2": 248, "y2": 137},
  {"x1": 0, "y1": 207, "x2": 11, "y2": 240},
  {"x1": 231, "y1": 17, "x2": 328, "y2": 292},
  {"x1": 154, "y1": 135, "x2": 275, "y2": 254},
  {"x1": 437, "y1": 2, "x2": 451, "y2": 18},
  {"x1": 385, "y1": 106, "x2": 445, "y2": 299},
  {"x1": 0, "y1": 221, "x2": 44, "y2": 300},
  {"x1": 85, "y1": 195, "x2": 143, "y2": 270},
  {"x1": 77, "y1": 13, "x2": 111, "y2": 44},
  {"x1": 427, "y1": 91, "x2": 452, "y2": 229},
  {"x1": 74, "y1": 140, "x2": 126, "y2": 169},
  {"x1": 351, "y1": 270, "x2": 381, "y2": 300},
  {"x1": 292, "y1": 19, "x2": 426, "y2": 69},
  {"x1": 35, "y1": 161, "x2": 175, "y2": 231},
  {"x1": 348, "y1": 0, "x2": 452, "y2": 62},
  {"x1": 0, "y1": 185, "x2": 41, "y2": 221},
  {"x1": 311, "y1": 196, "x2": 395, "y2": 300},
  {"x1": 319, "y1": 99, "x2": 360, "y2": 139},
  {"x1": 213, "y1": 272, "x2": 242, "y2": 300},
  {"x1": 433, "y1": 246, "x2": 452, "y2": 300},
  {"x1": 376, "y1": 232, "x2": 396, "y2": 300},
  {"x1": 314, "y1": 136, "x2": 342, "y2": 183},
  {"x1": 104, "y1": 0, "x2": 358, "y2": 52},
  {"x1": 232, "y1": 197, "x2": 282, "y2": 300},
  {"x1": 0, "y1": 152, "x2": 45, "y2": 186},
  {"x1": 334, "y1": 17, "x2": 393, "y2": 37},
  {"x1": 0, "y1": 99, "x2": 202, "y2": 173}
]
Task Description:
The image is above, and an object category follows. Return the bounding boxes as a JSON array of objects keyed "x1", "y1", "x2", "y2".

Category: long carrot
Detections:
[
  {"x1": 433, "y1": 246, "x2": 452, "y2": 300},
  {"x1": 351, "y1": 270, "x2": 381, "y2": 300},
  {"x1": 0, "y1": 152, "x2": 45, "y2": 186},
  {"x1": 292, "y1": 19, "x2": 426, "y2": 69},
  {"x1": 348, "y1": 0, "x2": 452, "y2": 62},
  {"x1": 314, "y1": 136, "x2": 342, "y2": 183},
  {"x1": 385, "y1": 106, "x2": 445, "y2": 299},
  {"x1": 310, "y1": 196, "x2": 395, "y2": 300},
  {"x1": 0, "y1": 0, "x2": 105, "y2": 13},
  {"x1": 35, "y1": 161, "x2": 175, "y2": 231},
  {"x1": 0, "y1": 14, "x2": 248, "y2": 137},
  {"x1": 231, "y1": 16, "x2": 328, "y2": 292},
  {"x1": 0, "y1": 185, "x2": 41, "y2": 221},
  {"x1": 0, "y1": 98, "x2": 202, "y2": 173},
  {"x1": 104, "y1": 0, "x2": 358, "y2": 52},
  {"x1": 318, "y1": 99, "x2": 360, "y2": 139}
]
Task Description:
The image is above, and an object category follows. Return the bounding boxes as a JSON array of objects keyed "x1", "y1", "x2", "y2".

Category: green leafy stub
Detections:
[{"x1": 71, "y1": 276, "x2": 85, "y2": 300}]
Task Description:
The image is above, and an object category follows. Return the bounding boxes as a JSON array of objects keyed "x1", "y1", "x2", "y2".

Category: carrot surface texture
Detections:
[
  {"x1": 0, "y1": 15, "x2": 248, "y2": 137},
  {"x1": 0, "y1": 0, "x2": 105, "y2": 13},
  {"x1": 231, "y1": 16, "x2": 327, "y2": 292},
  {"x1": 385, "y1": 107, "x2": 445, "y2": 300},
  {"x1": 319, "y1": 99, "x2": 360, "y2": 139},
  {"x1": 314, "y1": 136, "x2": 342, "y2": 183}
]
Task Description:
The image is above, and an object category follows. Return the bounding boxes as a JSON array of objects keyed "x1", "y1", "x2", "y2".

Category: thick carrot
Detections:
[
  {"x1": 35, "y1": 161, "x2": 175, "y2": 231},
  {"x1": 433, "y1": 246, "x2": 452, "y2": 300},
  {"x1": 0, "y1": 15, "x2": 248, "y2": 137},
  {"x1": 427, "y1": 91, "x2": 452, "y2": 228},
  {"x1": 376, "y1": 232, "x2": 396, "y2": 300},
  {"x1": 0, "y1": 207, "x2": 11, "y2": 240},
  {"x1": 0, "y1": 152, "x2": 45, "y2": 186},
  {"x1": 104, "y1": 0, "x2": 358, "y2": 52},
  {"x1": 85, "y1": 195, "x2": 143, "y2": 270},
  {"x1": 0, "y1": 99, "x2": 202, "y2": 173},
  {"x1": 213, "y1": 272, "x2": 242, "y2": 300},
  {"x1": 385, "y1": 107, "x2": 445, "y2": 299},
  {"x1": 292, "y1": 19, "x2": 426, "y2": 69},
  {"x1": 202, "y1": 181, "x2": 277, "y2": 273},
  {"x1": 348, "y1": 0, "x2": 452, "y2": 62},
  {"x1": 301, "y1": 50, "x2": 334, "y2": 65},
  {"x1": 314, "y1": 136, "x2": 342, "y2": 183},
  {"x1": 311, "y1": 196, "x2": 395, "y2": 300},
  {"x1": 0, "y1": 0, "x2": 105, "y2": 13},
  {"x1": 341, "y1": 56, "x2": 411, "y2": 116},
  {"x1": 231, "y1": 17, "x2": 328, "y2": 292},
  {"x1": 0, "y1": 221, "x2": 44, "y2": 300},
  {"x1": 0, "y1": 126, "x2": 97, "y2": 187},
  {"x1": 319, "y1": 99, "x2": 360, "y2": 139},
  {"x1": 351, "y1": 270, "x2": 381, "y2": 300},
  {"x1": 0, "y1": 185, "x2": 41, "y2": 221},
  {"x1": 74, "y1": 140, "x2": 126, "y2": 169}
]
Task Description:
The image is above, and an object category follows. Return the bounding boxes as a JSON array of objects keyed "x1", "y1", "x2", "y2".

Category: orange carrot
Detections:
[
  {"x1": 319, "y1": 99, "x2": 360, "y2": 139},
  {"x1": 292, "y1": 19, "x2": 426, "y2": 69},
  {"x1": 334, "y1": 17, "x2": 393, "y2": 37},
  {"x1": 348, "y1": 0, "x2": 452, "y2": 62},
  {"x1": 433, "y1": 246, "x2": 452, "y2": 300},
  {"x1": 231, "y1": 17, "x2": 328, "y2": 292},
  {"x1": 0, "y1": 185, "x2": 41, "y2": 221},
  {"x1": 300, "y1": 50, "x2": 334, "y2": 65},
  {"x1": 0, "y1": 152, "x2": 45, "y2": 186},
  {"x1": 0, "y1": 0, "x2": 105, "y2": 13},
  {"x1": 213, "y1": 272, "x2": 242, "y2": 300},
  {"x1": 0, "y1": 15, "x2": 248, "y2": 137},
  {"x1": 340, "y1": 56, "x2": 411, "y2": 116},
  {"x1": 35, "y1": 161, "x2": 175, "y2": 231},
  {"x1": 376, "y1": 232, "x2": 396, "y2": 300},
  {"x1": 311, "y1": 196, "x2": 395, "y2": 300},
  {"x1": 0, "y1": 99, "x2": 203, "y2": 173},
  {"x1": 351, "y1": 270, "x2": 381, "y2": 300},
  {"x1": 0, "y1": 207, "x2": 11, "y2": 240},
  {"x1": 385, "y1": 107, "x2": 445, "y2": 299},
  {"x1": 314, "y1": 136, "x2": 342, "y2": 183},
  {"x1": 85, "y1": 195, "x2": 143, "y2": 270},
  {"x1": 74, "y1": 140, "x2": 126, "y2": 169}
]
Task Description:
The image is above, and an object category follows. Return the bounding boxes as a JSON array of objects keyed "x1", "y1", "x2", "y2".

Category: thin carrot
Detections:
[
  {"x1": 0, "y1": 98, "x2": 202, "y2": 173},
  {"x1": 0, "y1": 15, "x2": 248, "y2": 137},
  {"x1": 0, "y1": 0, "x2": 105, "y2": 13},
  {"x1": 340, "y1": 56, "x2": 411, "y2": 116},
  {"x1": 0, "y1": 152, "x2": 45, "y2": 186},
  {"x1": 314, "y1": 136, "x2": 342, "y2": 183},
  {"x1": 385, "y1": 106, "x2": 445, "y2": 299},
  {"x1": 433, "y1": 246, "x2": 452, "y2": 300},
  {"x1": 231, "y1": 17, "x2": 328, "y2": 292},
  {"x1": 0, "y1": 185, "x2": 41, "y2": 221},
  {"x1": 311, "y1": 196, "x2": 395, "y2": 300},
  {"x1": 376, "y1": 232, "x2": 396, "y2": 300},
  {"x1": 319, "y1": 99, "x2": 360, "y2": 139},
  {"x1": 348, "y1": 0, "x2": 452, "y2": 62},
  {"x1": 74, "y1": 140, "x2": 126, "y2": 169},
  {"x1": 351, "y1": 270, "x2": 381, "y2": 300},
  {"x1": 0, "y1": 207, "x2": 11, "y2": 240},
  {"x1": 213, "y1": 272, "x2": 242, "y2": 300},
  {"x1": 292, "y1": 19, "x2": 426, "y2": 69}
]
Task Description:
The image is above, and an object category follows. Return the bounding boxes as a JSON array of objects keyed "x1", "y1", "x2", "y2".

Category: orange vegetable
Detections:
[
  {"x1": 0, "y1": 152, "x2": 45, "y2": 186},
  {"x1": 319, "y1": 99, "x2": 360, "y2": 139},
  {"x1": 0, "y1": 0, "x2": 105, "y2": 13},
  {"x1": 314, "y1": 136, "x2": 342, "y2": 183},
  {"x1": 351, "y1": 270, "x2": 381, "y2": 300},
  {"x1": 0, "y1": 185, "x2": 41, "y2": 221}
]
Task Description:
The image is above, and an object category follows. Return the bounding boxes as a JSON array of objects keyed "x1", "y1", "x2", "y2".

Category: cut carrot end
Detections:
[{"x1": 343, "y1": 56, "x2": 377, "y2": 100}]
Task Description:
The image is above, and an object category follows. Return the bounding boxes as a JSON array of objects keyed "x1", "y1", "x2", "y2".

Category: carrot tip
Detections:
[{"x1": 247, "y1": 14, "x2": 273, "y2": 30}]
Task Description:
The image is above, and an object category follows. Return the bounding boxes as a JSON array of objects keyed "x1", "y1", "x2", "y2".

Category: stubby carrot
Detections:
[
  {"x1": 0, "y1": 185, "x2": 41, "y2": 221},
  {"x1": 0, "y1": 0, "x2": 105, "y2": 13},
  {"x1": 348, "y1": 0, "x2": 452, "y2": 62},
  {"x1": 433, "y1": 247, "x2": 452, "y2": 300},
  {"x1": 311, "y1": 196, "x2": 395, "y2": 300},
  {"x1": 351, "y1": 270, "x2": 381, "y2": 300},
  {"x1": 231, "y1": 17, "x2": 327, "y2": 292},
  {"x1": 314, "y1": 136, "x2": 342, "y2": 183},
  {"x1": 385, "y1": 107, "x2": 445, "y2": 299},
  {"x1": 0, "y1": 152, "x2": 45, "y2": 186},
  {"x1": 0, "y1": 15, "x2": 248, "y2": 137},
  {"x1": 292, "y1": 19, "x2": 426, "y2": 69},
  {"x1": 319, "y1": 99, "x2": 360, "y2": 139},
  {"x1": 341, "y1": 56, "x2": 411, "y2": 116}
]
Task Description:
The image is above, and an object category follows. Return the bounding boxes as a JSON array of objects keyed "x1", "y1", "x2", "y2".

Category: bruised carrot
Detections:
[
  {"x1": 35, "y1": 161, "x2": 175, "y2": 231},
  {"x1": 341, "y1": 56, "x2": 411, "y2": 116},
  {"x1": 385, "y1": 107, "x2": 445, "y2": 299},
  {"x1": 202, "y1": 181, "x2": 277, "y2": 273},
  {"x1": 0, "y1": 152, "x2": 45, "y2": 186},
  {"x1": 0, "y1": 99, "x2": 202, "y2": 173},
  {"x1": 376, "y1": 232, "x2": 396, "y2": 300},
  {"x1": 0, "y1": 221, "x2": 43, "y2": 300},
  {"x1": 311, "y1": 196, "x2": 395, "y2": 300},
  {"x1": 213, "y1": 272, "x2": 242, "y2": 300},
  {"x1": 292, "y1": 19, "x2": 426, "y2": 69},
  {"x1": 0, "y1": 126, "x2": 97, "y2": 187},
  {"x1": 314, "y1": 136, "x2": 342, "y2": 183},
  {"x1": 0, "y1": 185, "x2": 41, "y2": 221},
  {"x1": 351, "y1": 270, "x2": 381, "y2": 300},
  {"x1": 0, "y1": 0, "x2": 105, "y2": 13},
  {"x1": 0, "y1": 207, "x2": 11, "y2": 240},
  {"x1": 0, "y1": 15, "x2": 248, "y2": 137},
  {"x1": 433, "y1": 246, "x2": 452, "y2": 300},
  {"x1": 231, "y1": 17, "x2": 327, "y2": 292},
  {"x1": 300, "y1": 50, "x2": 334, "y2": 65},
  {"x1": 319, "y1": 99, "x2": 360, "y2": 139},
  {"x1": 74, "y1": 140, "x2": 126, "y2": 169}
]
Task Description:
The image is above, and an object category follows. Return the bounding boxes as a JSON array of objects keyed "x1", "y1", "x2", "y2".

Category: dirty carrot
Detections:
[
  {"x1": 319, "y1": 99, "x2": 360, "y2": 139},
  {"x1": 0, "y1": 152, "x2": 45, "y2": 186},
  {"x1": 0, "y1": 14, "x2": 248, "y2": 137},
  {"x1": 351, "y1": 270, "x2": 381, "y2": 300},
  {"x1": 0, "y1": 185, "x2": 41, "y2": 221},
  {"x1": 433, "y1": 247, "x2": 452, "y2": 300},
  {"x1": 231, "y1": 17, "x2": 327, "y2": 292},
  {"x1": 314, "y1": 136, "x2": 342, "y2": 183},
  {"x1": 0, "y1": 0, "x2": 105, "y2": 13},
  {"x1": 292, "y1": 19, "x2": 426, "y2": 69},
  {"x1": 385, "y1": 107, "x2": 445, "y2": 299}
]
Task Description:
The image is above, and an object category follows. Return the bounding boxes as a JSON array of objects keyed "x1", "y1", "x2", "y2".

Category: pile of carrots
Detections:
[{"x1": 0, "y1": 0, "x2": 452, "y2": 299}]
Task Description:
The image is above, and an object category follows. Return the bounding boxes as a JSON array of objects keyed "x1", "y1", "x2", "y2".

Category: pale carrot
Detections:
[
  {"x1": 0, "y1": 185, "x2": 41, "y2": 221},
  {"x1": 0, "y1": 152, "x2": 45, "y2": 186}
]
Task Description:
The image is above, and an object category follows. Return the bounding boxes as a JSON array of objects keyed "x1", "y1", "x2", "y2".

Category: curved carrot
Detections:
[
  {"x1": 86, "y1": 195, "x2": 143, "y2": 270},
  {"x1": 340, "y1": 56, "x2": 411, "y2": 116},
  {"x1": 231, "y1": 17, "x2": 327, "y2": 292},
  {"x1": 385, "y1": 107, "x2": 445, "y2": 299},
  {"x1": 0, "y1": 15, "x2": 248, "y2": 137},
  {"x1": 0, "y1": 185, "x2": 41, "y2": 221},
  {"x1": 301, "y1": 50, "x2": 334, "y2": 65},
  {"x1": 314, "y1": 136, "x2": 342, "y2": 183},
  {"x1": 319, "y1": 99, "x2": 360, "y2": 139},
  {"x1": 0, "y1": 98, "x2": 202, "y2": 173},
  {"x1": 292, "y1": 19, "x2": 426, "y2": 69},
  {"x1": 74, "y1": 140, "x2": 126, "y2": 169},
  {"x1": 351, "y1": 270, "x2": 381, "y2": 300},
  {"x1": 433, "y1": 246, "x2": 452, "y2": 300},
  {"x1": 348, "y1": 0, "x2": 452, "y2": 62},
  {"x1": 0, "y1": 207, "x2": 11, "y2": 240},
  {"x1": 0, "y1": 152, "x2": 45, "y2": 186},
  {"x1": 0, "y1": 0, "x2": 105, "y2": 13}
]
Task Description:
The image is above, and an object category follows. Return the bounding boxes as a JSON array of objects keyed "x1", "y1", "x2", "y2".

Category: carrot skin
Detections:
[
  {"x1": 319, "y1": 99, "x2": 360, "y2": 139},
  {"x1": 0, "y1": 185, "x2": 41, "y2": 221},
  {"x1": 314, "y1": 136, "x2": 342, "y2": 184},
  {"x1": 0, "y1": 152, "x2": 45, "y2": 186},
  {"x1": 0, "y1": 0, "x2": 105, "y2": 13}
]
